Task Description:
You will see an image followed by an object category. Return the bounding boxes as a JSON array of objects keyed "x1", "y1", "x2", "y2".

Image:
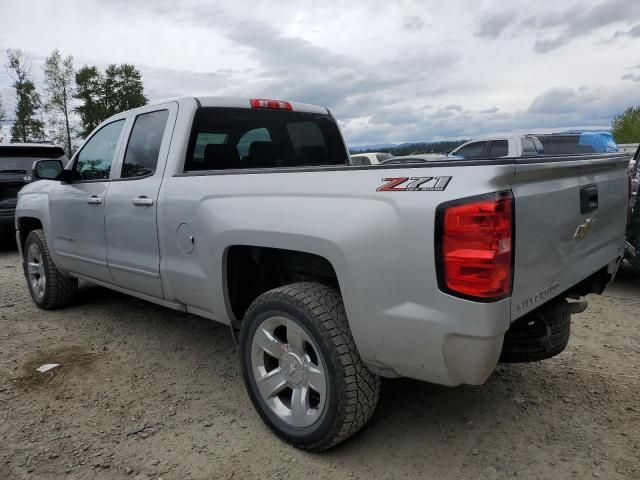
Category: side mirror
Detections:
[{"x1": 32, "y1": 159, "x2": 64, "y2": 180}]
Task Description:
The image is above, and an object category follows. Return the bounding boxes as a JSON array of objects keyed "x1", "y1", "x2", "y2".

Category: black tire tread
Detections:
[
  {"x1": 242, "y1": 282, "x2": 380, "y2": 451},
  {"x1": 24, "y1": 229, "x2": 77, "y2": 309},
  {"x1": 500, "y1": 300, "x2": 570, "y2": 363}
]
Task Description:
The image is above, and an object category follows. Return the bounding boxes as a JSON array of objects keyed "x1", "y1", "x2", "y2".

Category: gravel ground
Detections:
[{"x1": 1, "y1": 241, "x2": 639, "y2": 480}]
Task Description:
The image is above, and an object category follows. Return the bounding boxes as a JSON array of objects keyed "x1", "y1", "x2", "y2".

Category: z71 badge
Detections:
[{"x1": 377, "y1": 176, "x2": 452, "y2": 192}]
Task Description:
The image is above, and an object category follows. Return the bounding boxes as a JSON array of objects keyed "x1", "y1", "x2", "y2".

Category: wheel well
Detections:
[
  {"x1": 226, "y1": 246, "x2": 339, "y2": 327},
  {"x1": 17, "y1": 217, "x2": 43, "y2": 248}
]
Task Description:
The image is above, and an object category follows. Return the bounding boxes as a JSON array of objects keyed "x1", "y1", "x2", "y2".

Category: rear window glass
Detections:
[
  {"x1": 184, "y1": 108, "x2": 348, "y2": 171},
  {"x1": 0, "y1": 146, "x2": 67, "y2": 173}
]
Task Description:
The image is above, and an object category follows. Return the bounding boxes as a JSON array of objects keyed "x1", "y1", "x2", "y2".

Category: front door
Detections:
[
  {"x1": 50, "y1": 119, "x2": 126, "y2": 282},
  {"x1": 104, "y1": 104, "x2": 177, "y2": 298}
]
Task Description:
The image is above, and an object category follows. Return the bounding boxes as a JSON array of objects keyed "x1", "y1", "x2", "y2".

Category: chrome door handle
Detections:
[
  {"x1": 132, "y1": 196, "x2": 154, "y2": 206},
  {"x1": 87, "y1": 196, "x2": 102, "y2": 205}
]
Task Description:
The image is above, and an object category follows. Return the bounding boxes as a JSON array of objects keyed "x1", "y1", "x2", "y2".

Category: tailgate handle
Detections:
[{"x1": 580, "y1": 184, "x2": 598, "y2": 214}]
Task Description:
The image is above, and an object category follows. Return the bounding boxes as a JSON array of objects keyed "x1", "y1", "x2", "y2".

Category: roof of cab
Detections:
[
  {"x1": 194, "y1": 96, "x2": 329, "y2": 114},
  {"x1": 131, "y1": 96, "x2": 328, "y2": 115},
  {"x1": 0, "y1": 143, "x2": 63, "y2": 149}
]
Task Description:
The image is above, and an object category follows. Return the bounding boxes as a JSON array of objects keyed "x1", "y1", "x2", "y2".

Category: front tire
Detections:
[
  {"x1": 23, "y1": 229, "x2": 77, "y2": 309},
  {"x1": 239, "y1": 282, "x2": 380, "y2": 451}
]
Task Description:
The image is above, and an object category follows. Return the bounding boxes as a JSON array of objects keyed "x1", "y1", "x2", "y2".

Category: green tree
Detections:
[
  {"x1": 74, "y1": 66, "x2": 104, "y2": 137},
  {"x1": 75, "y1": 63, "x2": 147, "y2": 136},
  {"x1": 44, "y1": 49, "x2": 76, "y2": 155},
  {"x1": 611, "y1": 106, "x2": 640, "y2": 144},
  {"x1": 6, "y1": 49, "x2": 44, "y2": 143}
]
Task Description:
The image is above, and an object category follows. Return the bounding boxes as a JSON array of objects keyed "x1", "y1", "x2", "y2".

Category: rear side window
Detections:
[
  {"x1": 489, "y1": 140, "x2": 508, "y2": 157},
  {"x1": 455, "y1": 141, "x2": 487, "y2": 159},
  {"x1": 74, "y1": 120, "x2": 125, "y2": 180},
  {"x1": 121, "y1": 110, "x2": 169, "y2": 178},
  {"x1": 184, "y1": 107, "x2": 348, "y2": 171}
]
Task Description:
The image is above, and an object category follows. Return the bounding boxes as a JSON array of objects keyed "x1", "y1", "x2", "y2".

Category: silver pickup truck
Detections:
[{"x1": 15, "y1": 97, "x2": 630, "y2": 451}]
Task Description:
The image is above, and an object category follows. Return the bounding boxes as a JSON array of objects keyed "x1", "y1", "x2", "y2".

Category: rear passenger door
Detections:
[{"x1": 104, "y1": 103, "x2": 177, "y2": 298}]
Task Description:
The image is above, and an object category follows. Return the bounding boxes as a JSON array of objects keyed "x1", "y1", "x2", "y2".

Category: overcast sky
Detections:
[{"x1": 1, "y1": 0, "x2": 640, "y2": 145}]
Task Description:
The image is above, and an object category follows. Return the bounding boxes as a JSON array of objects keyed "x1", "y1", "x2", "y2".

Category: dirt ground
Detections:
[{"x1": 1, "y1": 241, "x2": 639, "y2": 480}]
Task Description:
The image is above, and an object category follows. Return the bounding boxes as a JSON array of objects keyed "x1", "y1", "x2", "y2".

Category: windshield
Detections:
[
  {"x1": 184, "y1": 107, "x2": 348, "y2": 171},
  {"x1": 0, "y1": 146, "x2": 67, "y2": 173}
]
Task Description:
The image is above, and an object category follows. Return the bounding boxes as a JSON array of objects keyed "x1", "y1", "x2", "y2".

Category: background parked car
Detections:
[
  {"x1": 449, "y1": 132, "x2": 618, "y2": 160},
  {"x1": 0, "y1": 143, "x2": 68, "y2": 232}
]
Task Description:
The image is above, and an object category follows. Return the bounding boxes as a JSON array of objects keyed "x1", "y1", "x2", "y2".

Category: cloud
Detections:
[
  {"x1": 622, "y1": 73, "x2": 640, "y2": 83},
  {"x1": 475, "y1": 11, "x2": 512, "y2": 39},
  {"x1": 1, "y1": 0, "x2": 639, "y2": 145},
  {"x1": 402, "y1": 16, "x2": 425, "y2": 31},
  {"x1": 529, "y1": 0, "x2": 640, "y2": 53},
  {"x1": 614, "y1": 24, "x2": 640, "y2": 38},
  {"x1": 527, "y1": 89, "x2": 590, "y2": 114}
]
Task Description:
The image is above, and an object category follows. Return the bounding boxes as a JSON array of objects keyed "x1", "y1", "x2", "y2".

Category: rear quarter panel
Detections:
[{"x1": 159, "y1": 163, "x2": 515, "y2": 383}]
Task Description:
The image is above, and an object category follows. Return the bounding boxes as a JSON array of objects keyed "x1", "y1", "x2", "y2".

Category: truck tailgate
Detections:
[{"x1": 510, "y1": 155, "x2": 629, "y2": 320}]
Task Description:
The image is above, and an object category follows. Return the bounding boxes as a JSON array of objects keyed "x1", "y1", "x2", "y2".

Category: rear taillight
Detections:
[
  {"x1": 436, "y1": 191, "x2": 514, "y2": 301},
  {"x1": 250, "y1": 98, "x2": 293, "y2": 110}
]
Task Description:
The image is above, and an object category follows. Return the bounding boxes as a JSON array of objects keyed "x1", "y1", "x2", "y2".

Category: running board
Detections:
[{"x1": 72, "y1": 273, "x2": 187, "y2": 312}]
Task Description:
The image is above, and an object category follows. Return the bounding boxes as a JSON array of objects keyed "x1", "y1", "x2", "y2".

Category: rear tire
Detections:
[
  {"x1": 239, "y1": 282, "x2": 380, "y2": 451},
  {"x1": 23, "y1": 229, "x2": 77, "y2": 309},
  {"x1": 499, "y1": 299, "x2": 570, "y2": 363}
]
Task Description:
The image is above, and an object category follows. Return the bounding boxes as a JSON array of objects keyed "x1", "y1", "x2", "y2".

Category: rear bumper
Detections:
[
  {"x1": 359, "y1": 259, "x2": 621, "y2": 387},
  {"x1": 442, "y1": 333, "x2": 505, "y2": 385},
  {"x1": 357, "y1": 298, "x2": 511, "y2": 387}
]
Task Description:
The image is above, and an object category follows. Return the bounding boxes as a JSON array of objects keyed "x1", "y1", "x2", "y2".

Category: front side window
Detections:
[
  {"x1": 121, "y1": 110, "x2": 169, "y2": 178},
  {"x1": 74, "y1": 120, "x2": 125, "y2": 180},
  {"x1": 184, "y1": 107, "x2": 348, "y2": 171},
  {"x1": 455, "y1": 141, "x2": 487, "y2": 159}
]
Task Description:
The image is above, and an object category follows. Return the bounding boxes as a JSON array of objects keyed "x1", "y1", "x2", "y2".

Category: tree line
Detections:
[{"x1": 0, "y1": 49, "x2": 147, "y2": 155}]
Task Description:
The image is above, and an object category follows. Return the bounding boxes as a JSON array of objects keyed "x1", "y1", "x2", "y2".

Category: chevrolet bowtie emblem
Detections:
[{"x1": 573, "y1": 217, "x2": 596, "y2": 240}]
